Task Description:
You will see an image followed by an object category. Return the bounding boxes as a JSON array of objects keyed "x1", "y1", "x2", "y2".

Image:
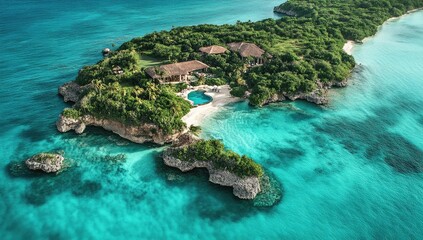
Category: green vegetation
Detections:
[
  {"x1": 205, "y1": 77, "x2": 226, "y2": 86},
  {"x1": 230, "y1": 86, "x2": 248, "y2": 98},
  {"x1": 139, "y1": 54, "x2": 163, "y2": 68},
  {"x1": 189, "y1": 125, "x2": 202, "y2": 135},
  {"x1": 76, "y1": 50, "x2": 142, "y2": 86},
  {"x1": 62, "y1": 108, "x2": 81, "y2": 119},
  {"x1": 171, "y1": 139, "x2": 264, "y2": 177},
  {"x1": 64, "y1": 0, "x2": 423, "y2": 134},
  {"x1": 117, "y1": 0, "x2": 421, "y2": 105},
  {"x1": 31, "y1": 153, "x2": 60, "y2": 164},
  {"x1": 78, "y1": 82, "x2": 191, "y2": 133}
]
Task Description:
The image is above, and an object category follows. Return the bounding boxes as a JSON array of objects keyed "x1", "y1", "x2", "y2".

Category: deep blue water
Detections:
[
  {"x1": 1, "y1": 0, "x2": 423, "y2": 239},
  {"x1": 188, "y1": 90, "x2": 212, "y2": 106}
]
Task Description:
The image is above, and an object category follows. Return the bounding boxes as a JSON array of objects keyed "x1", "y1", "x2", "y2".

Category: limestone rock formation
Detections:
[
  {"x1": 56, "y1": 114, "x2": 182, "y2": 144},
  {"x1": 25, "y1": 153, "x2": 64, "y2": 173},
  {"x1": 273, "y1": 6, "x2": 298, "y2": 16},
  {"x1": 58, "y1": 81, "x2": 91, "y2": 103},
  {"x1": 163, "y1": 152, "x2": 261, "y2": 199}
]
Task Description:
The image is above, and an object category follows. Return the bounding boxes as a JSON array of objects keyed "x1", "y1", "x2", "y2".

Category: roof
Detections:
[
  {"x1": 199, "y1": 45, "x2": 228, "y2": 54},
  {"x1": 145, "y1": 60, "x2": 209, "y2": 79},
  {"x1": 227, "y1": 42, "x2": 265, "y2": 58}
]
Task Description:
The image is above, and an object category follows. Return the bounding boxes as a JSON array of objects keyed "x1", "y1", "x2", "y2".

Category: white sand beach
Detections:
[
  {"x1": 342, "y1": 40, "x2": 355, "y2": 55},
  {"x1": 181, "y1": 85, "x2": 242, "y2": 127}
]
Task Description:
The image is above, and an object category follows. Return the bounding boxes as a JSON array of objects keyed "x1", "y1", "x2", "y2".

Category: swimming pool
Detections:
[{"x1": 187, "y1": 90, "x2": 212, "y2": 106}]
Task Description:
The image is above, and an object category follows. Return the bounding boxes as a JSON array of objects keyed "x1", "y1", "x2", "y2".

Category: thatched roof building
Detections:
[
  {"x1": 145, "y1": 60, "x2": 209, "y2": 83},
  {"x1": 199, "y1": 45, "x2": 228, "y2": 55},
  {"x1": 227, "y1": 42, "x2": 266, "y2": 58}
]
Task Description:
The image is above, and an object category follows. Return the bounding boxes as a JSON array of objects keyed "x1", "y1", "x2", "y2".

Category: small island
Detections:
[
  {"x1": 164, "y1": 134, "x2": 263, "y2": 199},
  {"x1": 25, "y1": 153, "x2": 64, "y2": 173},
  {"x1": 55, "y1": 0, "x2": 423, "y2": 201}
]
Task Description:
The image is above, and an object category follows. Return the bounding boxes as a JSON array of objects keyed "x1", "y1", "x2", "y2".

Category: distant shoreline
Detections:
[{"x1": 342, "y1": 8, "x2": 423, "y2": 55}]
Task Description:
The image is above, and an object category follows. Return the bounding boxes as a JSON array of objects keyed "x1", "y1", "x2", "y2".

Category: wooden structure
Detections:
[
  {"x1": 145, "y1": 60, "x2": 209, "y2": 83},
  {"x1": 199, "y1": 45, "x2": 228, "y2": 55},
  {"x1": 227, "y1": 42, "x2": 271, "y2": 65}
]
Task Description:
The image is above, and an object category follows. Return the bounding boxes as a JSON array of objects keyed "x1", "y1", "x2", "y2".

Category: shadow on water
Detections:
[
  {"x1": 263, "y1": 145, "x2": 306, "y2": 169},
  {"x1": 153, "y1": 156, "x2": 255, "y2": 221},
  {"x1": 154, "y1": 154, "x2": 283, "y2": 221},
  {"x1": 5, "y1": 150, "x2": 147, "y2": 206},
  {"x1": 19, "y1": 127, "x2": 52, "y2": 142},
  {"x1": 313, "y1": 103, "x2": 423, "y2": 173}
]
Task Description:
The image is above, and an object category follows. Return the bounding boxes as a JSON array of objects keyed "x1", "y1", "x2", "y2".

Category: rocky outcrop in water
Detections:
[
  {"x1": 163, "y1": 149, "x2": 261, "y2": 199},
  {"x1": 25, "y1": 153, "x2": 64, "y2": 173},
  {"x1": 56, "y1": 114, "x2": 182, "y2": 144}
]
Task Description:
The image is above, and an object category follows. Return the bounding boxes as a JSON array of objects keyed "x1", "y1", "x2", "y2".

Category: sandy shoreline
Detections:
[
  {"x1": 181, "y1": 85, "x2": 242, "y2": 127},
  {"x1": 342, "y1": 40, "x2": 355, "y2": 55},
  {"x1": 184, "y1": 8, "x2": 423, "y2": 128},
  {"x1": 342, "y1": 8, "x2": 422, "y2": 55}
]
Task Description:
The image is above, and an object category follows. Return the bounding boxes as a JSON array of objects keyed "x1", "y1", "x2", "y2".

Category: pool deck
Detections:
[{"x1": 180, "y1": 85, "x2": 243, "y2": 127}]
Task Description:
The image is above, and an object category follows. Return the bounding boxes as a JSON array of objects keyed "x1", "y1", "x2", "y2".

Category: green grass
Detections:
[
  {"x1": 139, "y1": 54, "x2": 163, "y2": 68},
  {"x1": 269, "y1": 39, "x2": 300, "y2": 54}
]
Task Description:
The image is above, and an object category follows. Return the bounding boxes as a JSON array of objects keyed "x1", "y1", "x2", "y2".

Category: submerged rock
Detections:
[
  {"x1": 25, "y1": 153, "x2": 64, "y2": 173},
  {"x1": 253, "y1": 172, "x2": 283, "y2": 207}
]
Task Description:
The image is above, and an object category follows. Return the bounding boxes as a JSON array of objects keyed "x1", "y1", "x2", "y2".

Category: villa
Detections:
[
  {"x1": 145, "y1": 60, "x2": 209, "y2": 83},
  {"x1": 199, "y1": 45, "x2": 228, "y2": 55},
  {"x1": 227, "y1": 42, "x2": 271, "y2": 65}
]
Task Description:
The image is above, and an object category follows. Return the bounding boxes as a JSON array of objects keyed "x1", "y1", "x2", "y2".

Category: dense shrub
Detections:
[
  {"x1": 230, "y1": 86, "x2": 248, "y2": 98},
  {"x1": 62, "y1": 108, "x2": 81, "y2": 119},
  {"x1": 67, "y1": 0, "x2": 423, "y2": 130},
  {"x1": 205, "y1": 77, "x2": 227, "y2": 86},
  {"x1": 172, "y1": 139, "x2": 264, "y2": 177}
]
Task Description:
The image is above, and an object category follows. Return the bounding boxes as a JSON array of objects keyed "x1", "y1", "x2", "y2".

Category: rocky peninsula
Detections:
[
  {"x1": 164, "y1": 153, "x2": 261, "y2": 199},
  {"x1": 163, "y1": 134, "x2": 263, "y2": 199},
  {"x1": 56, "y1": 112, "x2": 182, "y2": 144}
]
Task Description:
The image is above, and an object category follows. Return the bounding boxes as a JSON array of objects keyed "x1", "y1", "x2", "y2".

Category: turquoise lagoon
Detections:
[
  {"x1": 188, "y1": 90, "x2": 212, "y2": 106},
  {"x1": 1, "y1": 0, "x2": 423, "y2": 239}
]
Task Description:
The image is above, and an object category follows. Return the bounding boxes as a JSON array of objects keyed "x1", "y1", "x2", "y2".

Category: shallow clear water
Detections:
[
  {"x1": 202, "y1": 12, "x2": 423, "y2": 238},
  {"x1": 188, "y1": 90, "x2": 212, "y2": 106},
  {"x1": 1, "y1": 0, "x2": 423, "y2": 239}
]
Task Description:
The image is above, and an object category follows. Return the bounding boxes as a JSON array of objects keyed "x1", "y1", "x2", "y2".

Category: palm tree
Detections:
[{"x1": 145, "y1": 82, "x2": 159, "y2": 101}]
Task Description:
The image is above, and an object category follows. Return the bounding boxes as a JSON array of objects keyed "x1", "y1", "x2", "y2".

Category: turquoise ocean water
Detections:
[{"x1": 1, "y1": 0, "x2": 422, "y2": 239}]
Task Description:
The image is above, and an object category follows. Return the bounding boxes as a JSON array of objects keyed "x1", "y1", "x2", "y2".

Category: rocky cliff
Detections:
[
  {"x1": 57, "y1": 81, "x2": 185, "y2": 145},
  {"x1": 273, "y1": 6, "x2": 298, "y2": 16},
  {"x1": 262, "y1": 80, "x2": 348, "y2": 106},
  {"x1": 163, "y1": 149, "x2": 261, "y2": 199},
  {"x1": 56, "y1": 114, "x2": 183, "y2": 144},
  {"x1": 59, "y1": 81, "x2": 91, "y2": 103}
]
